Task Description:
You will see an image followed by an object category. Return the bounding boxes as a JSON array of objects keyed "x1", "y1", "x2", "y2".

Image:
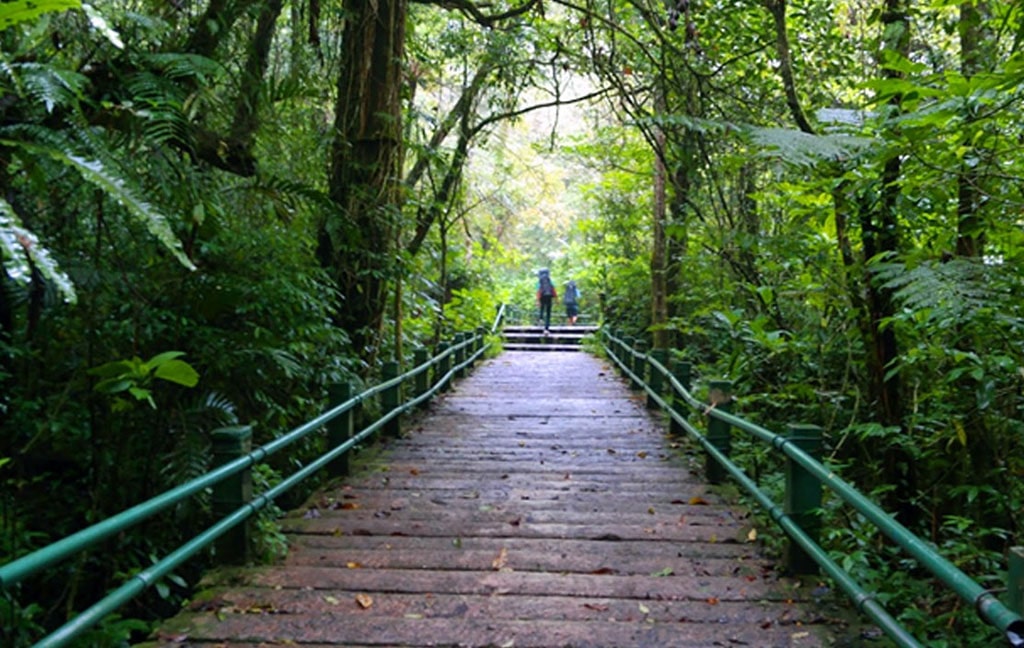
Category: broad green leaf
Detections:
[
  {"x1": 0, "y1": 138, "x2": 195, "y2": 271},
  {"x1": 144, "y1": 351, "x2": 186, "y2": 369},
  {"x1": 0, "y1": 198, "x2": 77, "y2": 303},
  {"x1": 0, "y1": 0, "x2": 80, "y2": 30},
  {"x1": 88, "y1": 360, "x2": 133, "y2": 379},
  {"x1": 153, "y1": 359, "x2": 200, "y2": 387},
  {"x1": 94, "y1": 378, "x2": 133, "y2": 394}
]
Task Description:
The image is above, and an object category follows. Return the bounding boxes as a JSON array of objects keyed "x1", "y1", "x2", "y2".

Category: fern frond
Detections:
[
  {"x1": 0, "y1": 198, "x2": 77, "y2": 303},
  {"x1": 140, "y1": 52, "x2": 224, "y2": 85},
  {"x1": 747, "y1": 127, "x2": 872, "y2": 167},
  {"x1": 13, "y1": 62, "x2": 88, "y2": 114},
  {"x1": 874, "y1": 258, "x2": 1004, "y2": 326},
  {"x1": 0, "y1": 130, "x2": 196, "y2": 271}
]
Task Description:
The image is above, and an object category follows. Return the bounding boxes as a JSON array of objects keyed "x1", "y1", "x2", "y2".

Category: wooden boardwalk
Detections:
[{"x1": 147, "y1": 351, "x2": 838, "y2": 647}]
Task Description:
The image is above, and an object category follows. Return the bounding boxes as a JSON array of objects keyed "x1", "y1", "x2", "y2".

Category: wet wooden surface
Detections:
[{"x1": 146, "y1": 351, "x2": 840, "y2": 647}]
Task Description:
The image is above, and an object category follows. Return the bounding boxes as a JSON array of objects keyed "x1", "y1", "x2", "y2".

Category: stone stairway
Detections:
[{"x1": 502, "y1": 325, "x2": 598, "y2": 351}]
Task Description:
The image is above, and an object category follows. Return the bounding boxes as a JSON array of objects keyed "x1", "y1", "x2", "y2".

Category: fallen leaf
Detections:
[
  {"x1": 508, "y1": 517, "x2": 522, "y2": 527},
  {"x1": 747, "y1": 528, "x2": 758, "y2": 542},
  {"x1": 355, "y1": 593, "x2": 373, "y2": 609},
  {"x1": 689, "y1": 496, "x2": 710, "y2": 505},
  {"x1": 324, "y1": 595, "x2": 340, "y2": 605},
  {"x1": 410, "y1": 468, "x2": 420, "y2": 475},
  {"x1": 706, "y1": 597, "x2": 719, "y2": 605},
  {"x1": 492, "y1": 547, "x2": 509, "y2": 571},
  {"x1": 583, "y1": 603, "x2": 609, "y2": 611},
  {"x1": 341, "y1": 502, "x2": 360, "y2": 510},
  {"x1": 405, "y1": 613, "x2": 424, "y2": 619},
  {"x1": 346, "y1": 561, "x2": 361, "y2": 569},
  {"x1": 638, "y1": 603, "x2": 650, "y2": 614},
  {"x1": 636, "y1": 451, "x2": 648, "y2": 459},
  {"x1": 332, "y1": 527, "x2": 344, "y2": 537},
  {"x1": 650, "y1": 567, "x2": 674, "y2": 577},
  {"x1": 647, "y1": 507, "x2": 656, "y2": 515}
]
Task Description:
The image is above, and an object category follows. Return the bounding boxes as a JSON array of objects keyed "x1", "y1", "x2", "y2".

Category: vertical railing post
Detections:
[
  {"x1": 474, "y1": 326, "x2": 486, "y2": 365},
  {"x1": 621, "y1": 336, "x2": 634, "y2": 381},
  {"x1": 414, "y1": 348, "x2": 429, "y2": 406},
  {"x1": 454, "y1": 333, "x2": 467, "y2": 378},
  {"x1": 1010, "y1": 546, "x2": 1024, "y2": 615},
  {"x1": 436, "y1": 342, "x2": 451, "y2": 392},
  {"x1": 670, "y1": 360, "x2": 692, "y2": 437},
  {"x1": 632, "y1": 339, "x2": 648, "y2": 390},
  {"x1": 382, "y1": 361, "x2": 401, "y2": 438},
  {"x1": 211, "y1": 425, "x2": 252, "y2": 564},
  {"x1": 648, "y1": 348, "x2": 668, "y2": 410},
  {"x1": 327, "y1": 383, "x2": 353, "y2": 477},
  {"x1": 784, "y1": 423, "x2": 823, "y2": 575},
  {"x1": 705, "y1": 380, "x2": 733, "y2": 484}
]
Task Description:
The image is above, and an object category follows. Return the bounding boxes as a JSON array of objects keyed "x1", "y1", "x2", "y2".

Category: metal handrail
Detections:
[
  {"x1": 601, "y1": 328, "x2": 1024, "y2": 647},
  {"x1": 0, "y1": 329, "x2": 489, "y2": 648},
  {"x1": 491, "y1": 302, "x2": 506, "y2": 334}
]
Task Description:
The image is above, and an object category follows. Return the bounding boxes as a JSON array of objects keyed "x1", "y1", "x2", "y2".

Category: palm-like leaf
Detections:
[
  {"x1": 0, "y1": 198, "x2": 77, "y2": 303},
  {"x1": 0, "y1": 129, "x2": 196, "y2": 270}
]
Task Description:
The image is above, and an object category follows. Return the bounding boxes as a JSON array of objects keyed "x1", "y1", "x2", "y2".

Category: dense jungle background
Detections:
[{"x1": 2, "y1": 0, "x2": 1023, "y2": 645}]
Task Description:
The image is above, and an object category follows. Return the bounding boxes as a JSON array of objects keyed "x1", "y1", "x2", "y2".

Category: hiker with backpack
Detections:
[
  {"x1": 536, "y1": 268, "x2": 557, "y2": 333},
  {"x1": 563, "y1": 279, "x2": 581, "y2": 325}
]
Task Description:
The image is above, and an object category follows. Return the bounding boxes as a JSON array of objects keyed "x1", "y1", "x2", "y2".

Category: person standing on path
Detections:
[
  {"x1": 536, "y1": 268, "x2": 557, "y2": 333},
  {"x1": 563, "y1": 279, "x2": 580, "y2": 325}
]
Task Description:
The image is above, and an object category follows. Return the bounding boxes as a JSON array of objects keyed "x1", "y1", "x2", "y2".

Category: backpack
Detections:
[
  {"x1": 538, "y1": 269, "x2": 554, "y2": 297},
  {"x1": 563, "y1": 280, "x2": 578, "y2": 305}
]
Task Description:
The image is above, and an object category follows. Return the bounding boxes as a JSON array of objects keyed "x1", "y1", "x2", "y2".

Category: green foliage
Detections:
[
  {"x1": 89, "y1": 352, "x2": 199, "y2": 410},
  {"x1": 0, "y1": 0, "x2": 79, "y2": 31}
]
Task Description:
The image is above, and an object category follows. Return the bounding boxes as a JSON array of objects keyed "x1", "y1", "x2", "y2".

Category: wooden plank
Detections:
[{"x1": 143, "y1": 351, "x2": 838, "y2": 647}]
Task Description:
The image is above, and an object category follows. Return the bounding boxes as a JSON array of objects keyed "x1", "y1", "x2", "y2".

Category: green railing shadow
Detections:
[
  {"x1": 602, "y1": 327, "x2": 1024, "y2": 648},
  {"x1": 0, "y1": 328, "x2": 491, "y2": 648}
]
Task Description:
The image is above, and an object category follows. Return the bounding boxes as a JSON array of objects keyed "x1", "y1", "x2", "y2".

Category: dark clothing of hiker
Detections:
[
  {"x1": 537, "y1": 270, "x2": 557, "y2": 332},
  {"x1": 563, "y1": 280, "x2": 580, "y2": 325}
]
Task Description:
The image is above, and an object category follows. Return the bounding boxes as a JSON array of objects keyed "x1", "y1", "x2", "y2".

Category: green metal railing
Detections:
[
  {"x1": 0, "y1": 328, "x2": 491, "y2": 648},
  {"x1": 602, "y1": 328, "x2": 1024, "y2": 648}
]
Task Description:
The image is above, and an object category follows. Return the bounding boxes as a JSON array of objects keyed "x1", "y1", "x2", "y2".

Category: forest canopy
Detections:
[{"x1": 1, "y1": 0, "x2": 1023, "y2": 645}]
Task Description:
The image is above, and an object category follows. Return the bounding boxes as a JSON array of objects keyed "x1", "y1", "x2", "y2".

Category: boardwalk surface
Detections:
[{"x1": 147, "y1": 351, "x2": 838, "y2": 647}]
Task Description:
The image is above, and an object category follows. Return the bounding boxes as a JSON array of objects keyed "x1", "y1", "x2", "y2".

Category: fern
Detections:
[
  {"x1": 874, "y1": 258, "x2": 1008, "y2": 328},
  {"x1": 12, "y1": 62, "x2": 88, "y2": 114},
  {"x1": 747, "y1": 126, "x2": 871, "y2": 167},
  {"x1": 0, "y1": 127, "x2": 196, "y2": 270},
  {"x1": 0, "y1": 198, "x2": 77, "y2": 303}
]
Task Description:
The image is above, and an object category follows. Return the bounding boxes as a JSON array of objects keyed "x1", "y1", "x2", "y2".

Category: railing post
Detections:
[
  {"x1": 327, "y1": 383, "x2": 353, "y2": 477},
  {"x1": 382, "y1": 361, "x2": 401, "y2": 437},
  {"x1": 414, "y1": 348, "x2": 429, "y2": 406},
  {"x1": 454, "y1": 333, "x2": 467, "y2": 378},
  {"x1": 1010, "y1": 546, "x2": 1024, "y2": 615},
  {"x1": 670, "y1": 360, "x2": 692, "y2": 437},
  {"x1": 621, "y1": 335, "x2": 634, "y2": 381},
  {"x1": 474, "y1": 326, "x2": 486, "y2": 365},
  {"x1": 784, "y1": 423, "x2": 823, "y2": 575},
  {"x1": 705, "y1": 380, "x2": 733, "y2": 484},
  {"x1": 647, "y1": 348, "x2": 667, "y2": 410},
  {"x1": 436, "y1": 342, "x2": 451, "y2": 392},
  {"x1": 211, "y1": 425, "x2": 252, "y2": 564},
  {"x1": 632, "y1": 339, "x2": 647, "y2": 390}
]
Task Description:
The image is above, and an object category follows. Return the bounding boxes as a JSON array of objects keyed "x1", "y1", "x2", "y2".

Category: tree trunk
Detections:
[
  {"x1": 322, "y1": 0, "x2": 407, "y2": 361},
  {"x1": 867, "y1": 0, "x2": 914, "y2": 523},
  {"x1": 651, "y1": 91, "x2": 670, "y2": 350},
  {"x1": 955, "y1": 1, "x2": 990, "y2": 258}
]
